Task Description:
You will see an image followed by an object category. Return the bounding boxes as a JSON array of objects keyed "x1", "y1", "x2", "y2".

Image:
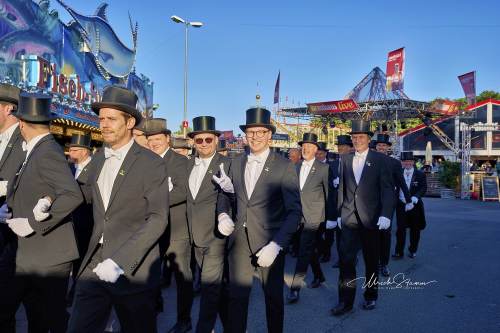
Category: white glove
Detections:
[
  {"x1": 411, "y1": 196, "x2": 419, "y2": 204},
  {"x1": 0, "y1": 203, "x2": 12, "y2": 222},
  {"x1": 0, "y1": 180, "x2": 8, "y2": 197},
  {"x1": 33, "y1": 197, "x2": 51, "y2": 222},
  {"x1": 332, "y1": 177, "x2": 339, "y2": 188},
  {"x1": 218, "y1": 213, "x2": 235, "y2": 236},
  {"x1": 92, "y1": 258, "x2": 124, "y2": 283},
  {"x1": 212, "y1": 163, "x2": 234, "y2": 193},
  {"x1": 168, "y1": 177, "x2": 173, "y2": 192},
  {"x1": 337, "y1": 217, "x2": 342, "y2": 230},
  {"x1": 377, "y1": 216, "x2": 391, "y2": 230},
  {"x1": 4, "y1": 218, "x2": 34, "y2": 237},
  {"x1": 256, "y1": 241, "x2": 282, "y2": 267},
  {"x1": 326, "y1": 220, "x2": 337, "y2": 229},
  {"x1": 405, "y1": 203, "x2": 414, "y2": 211}
]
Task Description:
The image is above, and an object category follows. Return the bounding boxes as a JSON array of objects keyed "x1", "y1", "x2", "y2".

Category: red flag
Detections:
[
  {"x1": 386, "y1": 48, "x2": 405, "y2": 92},
  {"x1": 458, "y1": 71, "x2": 476, "y2": 105},
  {"x1": 274, "y1": 71, "x2": 280, "y2": 104}
]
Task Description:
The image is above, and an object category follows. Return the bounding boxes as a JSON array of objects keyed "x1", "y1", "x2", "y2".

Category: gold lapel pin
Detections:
[
  {"x1": 119, "y1": 169, "x2": 125, "y2": 176},
  {"x1": 366, "y1": 162, "x2": 371, "y2": 167},
  {"x1": 208, "y1": 169, "x2": 213, "y2": 174},
  {"x1": 264, "y1": 167, "x2": 270, "y2": 172}
]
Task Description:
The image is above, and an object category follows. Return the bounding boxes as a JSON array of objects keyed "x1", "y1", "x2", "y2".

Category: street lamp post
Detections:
[{"x1": 171, "y1": 15, "x2": 203, "y2": 138}]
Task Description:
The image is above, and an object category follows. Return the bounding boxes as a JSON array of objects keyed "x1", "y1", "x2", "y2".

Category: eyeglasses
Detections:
[
  {"x1": 245, "y1": 130, "x2": 269, "y2": 138},
  {"x1": 194, "y1": 137, "x2": 214, "y2": 145}
]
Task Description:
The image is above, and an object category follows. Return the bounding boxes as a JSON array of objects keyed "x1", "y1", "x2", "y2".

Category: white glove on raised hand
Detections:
[
  {"x1": 4, "y1": 218, "x2": 34, "y2": 237},
  {"x1": 377, "y1": 216, "x2": 391, "y2": 230},
  {"x1": 0, "y1": 180, "x2": 8, "y2": 197},
  {"x1": 33, "y1": 197, "x2": 51, "y2": 222},
  {"x1": 256, "y1": 241, "x2": 282, "y2": 267},
  {"x1": 337, "y1": 217, "x2": 342, "y2": 230},
  {"x1": 0, "y1": 204, "x2": 12, "y2": 222},
  {"x1": 168, "y1": 177, "x2": 173, "y2": 192},
  {"x1": 405, "y1": 203, "x2": 414, "y2": 211},
  {"x1": 411, "y1": 196, "x2": 419, "y2": 204},
  {"x1": 218, "y1": 213, "x2": 235, "y2": 236},
  {"x1": 92, "y1": 258, "x2": 124, "y2": 283},
  {"x1": 326, "y1": 220, "x2": 337, "y2": 229},
  {"x1": 212, "y1": 163, "x2": 234, "y2": 193},
  {"x1": 332, "y1": 177, "x2": 340, "y2": 188}
]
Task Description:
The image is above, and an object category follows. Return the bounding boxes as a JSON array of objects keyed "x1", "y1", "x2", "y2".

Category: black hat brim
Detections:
[
  {"x1": 67, "y1": 143, "x2": 92, "y2": 149},
  {"x1": 145, "y1": 129, "x2": 172, "y2": 137},
  {"x1": 91, "y1": 102, "x2": 142, "y2": 124},
  {"x1": 298, "y1": 141, "x2": 319, "y2": 147},
  {"x1": 349, "y1": 131, "x2": 374, "y2": 137},
  {"x1": 375, "y1": 140, "x2": 392, "y2": 146},
  {"x1": 13, "y1": 111, "x2": 58, "y2": 123},
  {"x1": 239, "y1": 124, "x2": 276, "y2": 134},
  {"x1": 0, "y1": 96, "x2": 18, "y2": 105},
  {"x1": 187, "y1": 130, "x2": 221, "y2": 139}
]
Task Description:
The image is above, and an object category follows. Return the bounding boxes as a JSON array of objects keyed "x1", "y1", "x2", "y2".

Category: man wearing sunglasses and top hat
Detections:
[
  {"x1": 324, "y1": 135, "x2": 352, "y2": 268},
  {"x1": 375, "y1": 133, "x2": 411, "y2": 277},
  {"x1": 287, "y1": 133, "x2": 334, "y2": 304},
  {"x1": 331, "y1": 119, "x2": 393, "y2": 316},
  {"x1": 145, "y1": 118, "x2": 193, "y2": 333},
  {"x1": 0, "y1": 92, "x2": 83, "y2": 332},
  {"x1": 216, "y1": 107, "x2": 301, "y2": 333},
  {"x1": 394, "y1": 151, "x2": 427, "y2": 260},
  {"x1": 0, "y1": 83, "x2": 25, "y2": 330},
  {"x1": 132, "y1": 115, "x2": 149, "y2": 148},
  {"x1": 68, "y1": 85, "x2": 169, "y2": 333},
  {"x1": 185, "y1": 115, "x2": 231, "y2": 333},
  {"x1": 66, "y1": 132, "x2": 94, "y2": 303}
]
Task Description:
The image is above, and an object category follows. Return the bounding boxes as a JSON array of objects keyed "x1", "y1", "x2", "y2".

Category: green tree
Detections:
[{"x1": 173, "y1": 124, "x2": 193, "y2": 136}]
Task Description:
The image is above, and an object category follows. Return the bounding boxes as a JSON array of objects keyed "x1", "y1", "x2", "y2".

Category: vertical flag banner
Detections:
[
  {"x1": 274, "y1": 71, "x2": 280, "y2": 104},
  {"x1": 458, "y1": 71, "x2": 476, "y2": 105},
  {"x1": 386, "y1": 47, "x2": 405, "y2": 92}
]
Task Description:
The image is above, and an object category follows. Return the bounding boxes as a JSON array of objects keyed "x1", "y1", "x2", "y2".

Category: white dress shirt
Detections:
[
  {"x1": 352, "y1": 148, "x2": 369, "y2": 185},
  {"x1": 189, "y1": 152, "x2": 216, "y2": 199},
  {"x1": 245, "y1": 148, "x2": 270, "y2": 198},
  {"x1": 0, "y1": 123, "x2": 18, "y2": 160},
  {"x1": 160, "y1": 147, "x2": 170, "y2": 158},
  {"x1": 299, "y1": 158, "x2": 315, "y2": 190},
  {"x1": 75, "y1": 156, "x2": 92, "y2": 179},
  {"x1": 400, "y1": 167, "x2": 414, "y2": 201},
  {"x1": 97, "y1": 139, "x2": 134, "y2": 244}
]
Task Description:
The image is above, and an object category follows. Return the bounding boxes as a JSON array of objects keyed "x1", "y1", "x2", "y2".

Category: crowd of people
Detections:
[{"x1": 0, "y1": 83, "x2": 427, "y2": 333}]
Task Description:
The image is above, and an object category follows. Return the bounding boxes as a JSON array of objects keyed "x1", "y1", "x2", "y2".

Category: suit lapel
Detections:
[
  {"x1": 187, "y1": 156, "x2": 196, "y2": 201},
  {"x1": 14, "y1": 134, "x2": 53, "y2": 188},
  {"x1": 240, "y1": 154, "x2": 250, "y2": 201},
  {"x1": 248, "y1": 152, "x2": 275, "y2": 201},
  {"x1": 106, "y1": 142, "x2": 141, "y2": 209},
  {"x1": 0, "y1": 126, "x2": 21, "y2": 170},
  {"x1": 357, "y1": 150, "x2": 372, "y2": 187},
  {"x1": 91, "y1": 150, "x2": 106, "y2": 212},
  {"x1": 195, "y1": 153, "x2": 219, "y2": 201},
  {"x1": 302, "y1": 159, "x2": 318, "y2": 190}
]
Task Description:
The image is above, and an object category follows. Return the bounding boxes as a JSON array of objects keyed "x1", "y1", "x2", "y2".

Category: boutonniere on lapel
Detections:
[
  {"x1": 366, "y1": 161, "x2": 371, "y2": 167},
  {"x1": 311, "y1": 166, "x2": 316, "y2": 173},
  {"x1": 7, "y1": 143, "x2": 12, "y2": 148},
  {"x1": 264, "y1": 166, "x2": 270, "y2": 172},
  {"x1": 208, "y1": 169, "x2": 213, "y2": 174},
  {"x1": 119, "y1": 169, "x2": 126, "y2": 176},
  {"x1": 412, "y1": 181, "x2": 419, "y2": 186}
]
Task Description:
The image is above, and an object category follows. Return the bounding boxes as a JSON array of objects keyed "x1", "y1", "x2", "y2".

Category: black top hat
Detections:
[
  {"x1": 298, "y1": 132, "x2": 319, "y2": 147},
  {"x1": 375, "y1": 133, "x2": 392, "y2": 146},
  {"x1": 171, "y1": 137, "x2": 190, "y2": 149},
  {"x1": 400, "y1": 151, "x2": 414, "y2": 161},
  {"x1": 13, "y1": 92, "x2": 57, "y2": 123},
  {"x1": 0, "y1": 83, "x2": 21, "y2": 106},
  {"x1": 187, "y1": 116, "x2": 221, "y2": 138},
  {"x1": 91, "y1": 85, "x2": 141, "y2": 124},
  {"x1": 239, "y1": 107, "x2": 276, "y2": 134},
  {"x1": 68, "y1": 133, "x2": 92, "y2": 149},
  {"x1": 217, "y1": 139, "x2": 228, "y2": 152},
  {"x1": 134, "y1": 116, "x2": 148, "y2": 132},
  {"x1": 369, "y1": 140, "x2": 377, "y2": 149},
  {"x1": 145, "y1": 118, "x2": 171, "y2": 136},
  {"x1": 317, "y1": 142, "x2": 328, "y2": 152},
  {"x1": 349, "y1": 119, "x2": 374, "y2": 136},
  {"x1": 336, "y1": 135, "x2": 353, "y2": 147}
]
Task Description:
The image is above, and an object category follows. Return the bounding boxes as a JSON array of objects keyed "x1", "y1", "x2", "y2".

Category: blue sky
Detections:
[{"x1": 55, "y1": 0, "x2": 500, "y2": 133}]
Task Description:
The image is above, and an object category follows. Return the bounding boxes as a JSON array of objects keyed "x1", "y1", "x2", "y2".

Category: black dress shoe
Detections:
[
  {"x1": 362, "y1": 300, "x2": 376, "y2": 310},
  {"x1": 309, "y1": 276, "x2": 326, "y2": 288},
  {"x1": 332, "y1": 260, "x2": 340, "y2": 268},
  {"x1": 392, "y1": 253, "x2": 403, "y2": 259},
  {"x1": 408, "y1": 252, "x2": 416, "y2": 258},
  {"x1": 331, "y1": 302, "x2": 353, "y2": 316},
  {"x1": 167, "y1": 321, "x2": 192, "y2": 333},
  {"x1": 381, "y1": 265, "x2": 390, "y2": 277},
  {"x1": 286, "y1": 289, "x2": 300, "y2": 304}
]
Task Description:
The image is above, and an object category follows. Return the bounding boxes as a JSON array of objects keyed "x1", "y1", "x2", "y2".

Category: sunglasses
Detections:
[{"x1": 194, "y1": 137, "x2": 214, "y2": 144}]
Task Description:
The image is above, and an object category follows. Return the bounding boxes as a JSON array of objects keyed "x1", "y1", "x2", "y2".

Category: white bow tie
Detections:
[
  {"x1": 355, "y1": 152, "x2": 365, "y2": 158},
  {"x1": 104, "y1": 147, "x2": 122, "y2": 160},
  {"x1": 248, "y1": 155, "x2": 263, "y2": 164},
  {"x1": 195, "y1": 157, "x2": 208, "y2": 166}
]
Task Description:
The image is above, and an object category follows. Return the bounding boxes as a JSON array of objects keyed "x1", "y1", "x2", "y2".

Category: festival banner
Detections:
[
  {"x1": 458, "y1": 71, "x2": 476, "y2": 105},
  {"x1": 430, "y1": 99, "x2": 459, "y2": 115},
  {"x1": 307, "y1": 99, "x2": 359, "y2": 115},
  {"x1": 274, "y1": 71, "x2": 280, "y2": 104},
  {"x1": 386, "y1": 47, "x2": 405, "y2": 92},
  {"x1": 220, "y1": 130, "x2": 235, "y2": 141}
]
